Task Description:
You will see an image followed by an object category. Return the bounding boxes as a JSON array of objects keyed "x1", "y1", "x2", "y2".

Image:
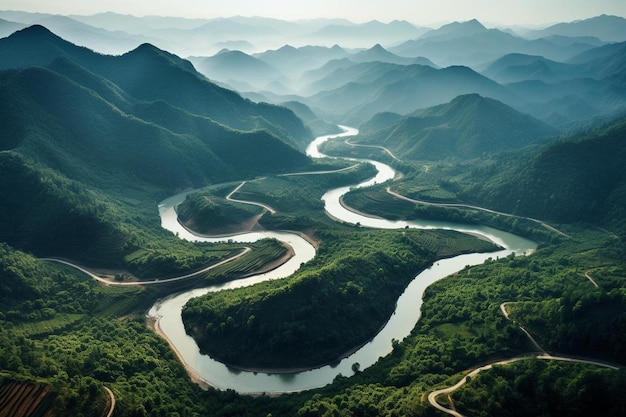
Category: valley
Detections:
[{"x1": 0, "y1": 7, "x2": 625, "y2": 417}]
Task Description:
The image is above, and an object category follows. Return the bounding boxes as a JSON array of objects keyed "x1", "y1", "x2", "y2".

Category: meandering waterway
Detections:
[{"x1": 148, "y1": 126, "x2": 537, "y2": 393}]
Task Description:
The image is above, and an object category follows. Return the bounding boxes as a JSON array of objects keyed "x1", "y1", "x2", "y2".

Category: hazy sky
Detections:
[{"x1": 3, "y1": 0, "x2": 625, "y2": 26}]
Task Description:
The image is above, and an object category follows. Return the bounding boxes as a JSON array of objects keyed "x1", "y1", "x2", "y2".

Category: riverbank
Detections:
[{"x1": 146, "y1": 315, "x2": 213, "y2": 391}]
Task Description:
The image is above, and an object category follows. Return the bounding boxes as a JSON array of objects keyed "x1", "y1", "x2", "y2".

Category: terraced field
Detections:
[{"x1": 0, "y1": 381, "x2": 54, "y2": 417}]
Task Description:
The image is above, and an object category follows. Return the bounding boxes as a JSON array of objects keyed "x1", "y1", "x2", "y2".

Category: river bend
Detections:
[{"x1": 148, "y1": 126, "x2": 536, "y2": 393}]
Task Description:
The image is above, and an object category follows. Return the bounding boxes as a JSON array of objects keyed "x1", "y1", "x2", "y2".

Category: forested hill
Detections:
[
  {"x1": 0, "y1": 25, "x2": 314, "y2": 192},
  {"x1": 0, "y1": 25, "x2": 316, "y2": 264},
  {"x1": 463, "y1": 115, "x2": 626, "y2": 232},
  {"x1": 357, "y1": 94, "x2": 558, "y2": 160}
]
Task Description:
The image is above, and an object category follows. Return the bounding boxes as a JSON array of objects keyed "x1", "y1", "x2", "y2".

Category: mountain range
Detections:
[
  {"x1": 0, "y1": 25, "x2": 313, "y2": 194},
  {"x1": 355, "y1": 94, "x2": 557, "y2": 160},
  {"x1": 0, "y1": 11, "x2": 431, "y2": 56},
  {"x1": 464, "y1": 115, "x2": 626, "y2": 228},
  {"x1": 390, "y1": 19, "x2": 606, "y2": 67}
]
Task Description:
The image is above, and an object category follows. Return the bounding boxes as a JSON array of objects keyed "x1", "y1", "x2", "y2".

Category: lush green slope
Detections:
[
  {"x1": 182, "y1": 228, "x2": 497, "y2": 369},
  {"x1": 462, "y1": 116, "x2": 626, "y2": 229},
  {"x1": 177, "y1": 191, "x2": 263, "y2": 235},
  {"x1": 0, "y1": 25, "x2": 316, "y2": 267},
  {"x1": 0, "y1": 25, "x2": 313, "y2": 151},
  {"x1": 0, "y1": 151, "x2": 271, "y2": 277},
  {"x1": 452, "y1": 360, "x2": 626, "y2": 417},
  {"x1": 0, "y1": 151, "x2": 133, "y2": 263},
  {"x1": 0, "y1": 62, "x2": 310, "y2": 194},
  {"x1": 308, "y1": 62, "x2": 520, "y2": 124},
  {"x1": 356, "y1": 94, "x2": 558, "y2": 160}
]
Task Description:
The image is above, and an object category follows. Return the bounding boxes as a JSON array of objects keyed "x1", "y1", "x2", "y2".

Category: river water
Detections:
[{"x1": 148, "y1": 127, "x2": 537, "y2": 393}]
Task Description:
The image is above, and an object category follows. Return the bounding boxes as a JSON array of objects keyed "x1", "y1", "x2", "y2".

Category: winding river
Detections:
[{"x1": 148, "y1": 126, "x2": 537, "y2": 394}]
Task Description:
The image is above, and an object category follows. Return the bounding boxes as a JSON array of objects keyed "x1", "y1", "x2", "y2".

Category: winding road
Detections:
[
  {"x1": 386, "y1": 187, "x2": 571, "y2": 238},
  {"x1": 103, "y1": 386, "x2": 115, "y2": 417},
  {"x1": 226, "y1": 181, "x2": 276, "y2": 214},
  {"x1": 42, "y1": 247, "x2": 251, "y2": 286},
  {"x1": 344, "y1": 139, "x2": 401, "y2": 161},
  {"x1": 427, "y1": 302, "x2": 620, "y2": 416}
]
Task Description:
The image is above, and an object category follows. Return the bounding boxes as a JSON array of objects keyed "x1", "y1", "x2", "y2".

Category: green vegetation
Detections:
[
  {"x1": 451, "y1": 360, "x2": 626, "y2": 417},
  {"x1": 348, "y1": 94, "x2": 558, "y2": 160},
  {"x1": 290, "y1": 226, "x2": 625, "y2": 417},
  {"x1": 1, "y1": 23, "x2": 625, "y2": 417},
  {"x1": 461, "y1": 117, "x2": 626, "y2": 228},
  {"x1": 341, "y1": 186, "x2": 561, "y2": 243},
  {"x1": 182, "y1": 228, "x2": 497, "y2": 369},
  {"x1": 177, "y1": 191, "x2": 264, "y2": 235}
]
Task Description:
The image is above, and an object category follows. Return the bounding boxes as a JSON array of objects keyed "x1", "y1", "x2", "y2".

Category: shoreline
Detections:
[{"x1": 147, "y1": 315, "x2": 214, "y2": 391}]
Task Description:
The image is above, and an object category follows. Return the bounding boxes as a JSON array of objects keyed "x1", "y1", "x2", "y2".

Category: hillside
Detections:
[
  {"x1": 481, "y1": 53, "x2": 585, "y2": 83},
  {"x1": 0, "y1": 26, "x2": 313, "y2": 266},
  {"x1": 355, "y1": 94, "x2": 557, "y2": 160},
  {"x1": 463, "y1": 116, "x2": 626, "y2": 229},
  {"x1": 308, "y1": 63, "x2": 519, "y2": 124},
  {"x1": 182, "y1": 229, "x2": 497, "y2": 369},
  {"x1": 391, "y1": 19, "x2": 598, "y2": 67},
  {"x1": 0, "y1": 151, "x2": 132, "y2": 263},
  {"x1": 0, "y1": 65, "x2": 310, "y2": 193},
  {"x1": 0, "y1": 25, "x2": 313, "y2": 151},
  {"x1": 189, "y1": 49, "x2": 282, "y2": 91}
]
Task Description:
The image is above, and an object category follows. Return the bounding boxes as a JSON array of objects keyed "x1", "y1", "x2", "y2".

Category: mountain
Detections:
[
  {"x1": 0, "y1": 151, "x2": 132, "y2": 262},
  {"x1": 465, "y1": 115, "x2": 626, "y2": 229},
  {"x1": 0, "y1": 13, "x2": 147, "y2": 55},
  {"x1": 507, "y1": 77, "x2": 626, "y2": 127},
  {"x1": 498, "y1": 42, "x2": 626, "y2": 126},
  {"x1": 3, "y1": 12, "x2": 411, "y2": 57},
  {"x1": 254, "y1": 44, "x2": 349, "y2": 76},
  {"x1": 308, "y1": 63, "x2": 519, "y2": 124},
  {"x1": 305, "y1": 61, "x2": 413, "y2": 95},
  {"x1": 280, "y1": 100, "x2": 340, "y2": 136},
  {"x1": 525, "y1": 14, "x2": 626, "y2": 43},
  {"x1": 419, "y1": 19, "x2": 488, "y2": 41},
  {"x1": 568, "y1": 41, "x2": 626, "y2": 84},
  {"x1": 306, "y1": 19, "x2": 428, "y2": 48},
  {"x1": 481, "y1": 53, "x2": 586, "y2": 83},
  {"x1": 189, "y1": 49, "x2": 283, "y2": 91},
  {"x1": 70, "y1": 11, "x2": 210, "y2": 33},
  {"x1": 350, "y1": 44, "x2": 417, "y2": 65},
  {"x1": 354, "y1": 94, "x2": 557, "y2": 160},
  {"x1": 0, "y1": 25, "x2": 312, "y2": 150},
  {"x1": 0, "y1": 25, "x2": 318, "y2": 263},
  {"x1": 391, "y1": 20, "x2": 600, "y2": 67}
]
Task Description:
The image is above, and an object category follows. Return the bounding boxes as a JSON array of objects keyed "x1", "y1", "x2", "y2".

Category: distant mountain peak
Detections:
[
  {"x1": 419, "y1": 18, "x2": 487, "y2": 41},
  {"x1": 466, "y1": 18, "x2": 485, "y2": 26},
  {"x1": 446, "y1": 18, "x2": 487, "y2": 32},
  {"x1": 11, "y1": 24, "x2": 57, "y2": 40}
]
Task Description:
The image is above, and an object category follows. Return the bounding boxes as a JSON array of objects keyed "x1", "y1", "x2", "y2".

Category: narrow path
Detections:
[
  {"x1": 428, "y1": 355, "x2": 618, "y2": 417},
  {"x1": 585, "y1": 271, "x2": 600, "y2": 288},
  {"x1": 278, "y1": 163, "x2": 360, "y2": 176},
  {"x1": 386, "y1": 187, "x2": 570, "y2": 238},
  {"x1": 103, "y1": 386, "x2": 115, "y2": 417},
  {"x1": 428, "y1": 303, "x2": 620, "y2": 416},
  {"x1": 345, "y1": 139, "x2": 401, "y2": 161},
  {"x1": 226, "y1": 181, "x2": 276, "y2": 214},
  {"x1": 500, "y1": 302, "x2": 546, "y2": 354},
  {"x1": 42, "y1": 247, "x2": 251, "y2": 286}
]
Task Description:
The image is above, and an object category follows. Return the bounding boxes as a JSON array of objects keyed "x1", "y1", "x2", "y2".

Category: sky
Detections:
[{"x1": 2, "y1": 0, "x2": 625, "y2": 26}]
